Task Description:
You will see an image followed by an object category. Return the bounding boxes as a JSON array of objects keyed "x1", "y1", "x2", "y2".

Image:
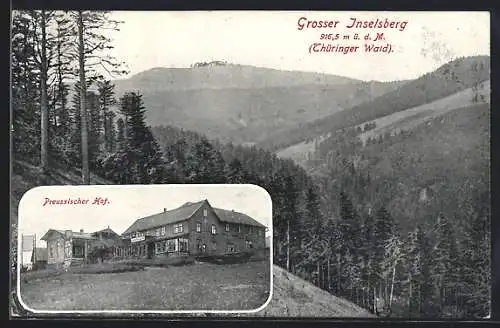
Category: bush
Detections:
[{"x1": 195, "y1": 251, "x2": 253, "y2": 265}]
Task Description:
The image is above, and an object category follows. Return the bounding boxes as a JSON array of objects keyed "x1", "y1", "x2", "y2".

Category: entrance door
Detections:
[{"x1": 147, "y1": 242, "x2": 155, "y2": 259}]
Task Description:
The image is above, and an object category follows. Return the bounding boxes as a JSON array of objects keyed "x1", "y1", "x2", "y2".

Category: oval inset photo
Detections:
[{"x1": 17, "y1": 184, "x2": 273, "y2": 314}]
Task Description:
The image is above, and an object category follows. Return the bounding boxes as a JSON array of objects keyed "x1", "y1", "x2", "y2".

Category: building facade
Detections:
[
  {"x1": 41, "y1": 229, "x2": 95, "y2": 269},
  {"x1": 114, "y1": 200, "x2": 267, "y2": 259},
  {"x1": 40, "y1": 227, "x2": 122, "y2": 268}
]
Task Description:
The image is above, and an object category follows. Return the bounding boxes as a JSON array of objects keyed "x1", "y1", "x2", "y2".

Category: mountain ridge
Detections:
[{"x1": 109, "y1": 64, "x2": 408, "y2": 144}]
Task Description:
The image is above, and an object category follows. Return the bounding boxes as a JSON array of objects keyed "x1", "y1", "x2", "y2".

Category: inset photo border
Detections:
[{"x1": 17, "y1": 184, "x2": 273, "y2": 314}]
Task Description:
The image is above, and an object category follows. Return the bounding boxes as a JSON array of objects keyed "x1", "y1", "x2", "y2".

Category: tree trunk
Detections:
[
  {"x1": 40, "y1": 10, "x2": 48, "y2": 172},
  {"x1": 317, "y1": 261, "x2": 320, "y2": 287},
  {"x1": 103, "y1": 101, "x2": 108, "y2": 152},
  {"x1": 77, "y1": 11, "x2": 90, "y2": 184},
  {"x1": 408, "y1": 275, "x2": 413, "y2": 315},
  {"x1": 337, "y1": 254, "x2": 341, "y2": 293},
  {"x1": 389, "y1": 263, "x2": 396, "y2": 311},
  {"x1": 385, "y1": 277, "x2": 389, "y2": 307},
  {"x1": 286, "y1": 219, "x2": 290, "y2": 271},
  {"x1": 327, "y1": 257, "x2": 331, "y2": 291}
]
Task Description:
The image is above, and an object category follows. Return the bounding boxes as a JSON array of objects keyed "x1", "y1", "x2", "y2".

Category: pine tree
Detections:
[
  {"x1": 226, "y1": 158, "x2": 247, "y2": 183},
  {"x1": 283, "y1": 174, "x2": 300, "y2": 272},
  {"x1": 86, "y1": 90, "x2": 103, "y2": 169},
  {"x1": 116, "y1": 117, "x2": 125, "y2": 144},
  {"x1": 97, "y1": 80, "x2": 117, "y2": 152},
  {"x1": 460, "y1": 200, "x2": 490, "y2": 318},
  {"x1": 184, "y1": 137, "x2": 226, "y2": 184},
  {"x1": 360, "y1": 211, "x2": 377, "y2": 312},
  {"x1": 372, "y1": 205, "x2": 396, "y2": 313},
  {"x1": 338, "y1": 192, "x2": 362, "y2": 257},
  {"x1": 11, "y1": 11, "x2": 41, "y2": 163},
  {"x1": 118, "y1": 92, "x2": 164, "y2": 183},
  {"x1": 67, "y1": 10, "x2": 128, "y2": 183},
  {"x1": 432, "y1": 212, "x2": 460, "y2": 316}
]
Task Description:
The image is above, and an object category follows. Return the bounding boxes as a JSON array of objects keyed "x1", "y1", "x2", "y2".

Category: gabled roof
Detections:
[
  {"x1": 93, "y1": 227, "x2": 117, "y2": 234},
  {"x1": 122, "y1": 199, "x2": 266, "y2": 235},
  {"x1": 31, "y1": 248, "x2": 48, "y2": 262},
  {"x1": 91, "y1": 227, "x2": 120, "y2": 238},
  {"x1": 122, "y1": 200, "x2": 205, "y2": 235},
  {"x1": 213, "y1": 208, "x2": 266, "y2": 228},
  {"x1": 40, "y1": 229, "x2": 96, "y2": 241}
]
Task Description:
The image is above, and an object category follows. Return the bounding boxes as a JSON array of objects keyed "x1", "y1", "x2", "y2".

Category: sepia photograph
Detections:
[
  {"x1": 10, "y1": 10, "x2": 490, "y2": 319},
  {"x1": 17, "y1": 185, "x2": 272, "y2": 313}
]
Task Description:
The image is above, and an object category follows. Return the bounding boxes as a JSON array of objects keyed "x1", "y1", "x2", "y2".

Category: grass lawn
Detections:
[{"x1": 20, "y1": 260, "x2": 270, "y2": 312}]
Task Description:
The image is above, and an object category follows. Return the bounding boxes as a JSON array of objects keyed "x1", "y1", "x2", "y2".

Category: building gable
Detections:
[{"x1": 40, "y1": 229, "x2": 65, "y2": 241}]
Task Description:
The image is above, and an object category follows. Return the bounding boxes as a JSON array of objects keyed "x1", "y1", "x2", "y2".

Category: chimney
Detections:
[
  {"x1": 164, "y1": 208, "x2": 167, "y2": 212},
  {"x1": 65, "y1": 230, "x2": 72, "y2": 238},
  {"x1": 80, "y1": 229, "x2": 84, "y2": 233}
]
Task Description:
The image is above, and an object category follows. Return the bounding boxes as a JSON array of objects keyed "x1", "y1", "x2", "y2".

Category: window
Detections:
[
  {"x1": 49, "y1": 243, "x2": 54, "y2": 257},
  {"x1": 203, "y1": 209, "x2": 208, "y2": 217},
  {"x1": 202, "y1": 244, "x2": 207, "y2": 252},
  {"x1": 249, "y1": 226, "x2": 253, "y2": 233},
  {"x1": 211, "y1": 224, "x2": 217, "y2": 235},
  {"x1": 73, "y1": 245, "x2": 84, "y2": 258},
  {"x1": 156, "y1": 241, "x2": 166, "y2": 254},
  {"x1": 174, "y1": 223, "x2": 184, "y2": 234},
  {"x1": 246, "y1": 240, "x2": 253, "y2": 249},
  {"x1": 155, "y1": 228, "x2": 161, "y2": 237},
  {"x1": 237, "y1": 225, "x2": 241, "y2": 233},
  {"x1": 179, "y1": 238, "x2": 189, "y2": 252},
  {"x1": 56, "y1": 240, "x2": 61, "y2": 258},
  {"x1": 226, "y1": 244, "x2": 236, "y2": 253},
  {"x1": 166, "y1": 239, "x2": 177, "y2": 252},
  {"x1": 161, "y1": 226, "x2": 166, "y2": 236},
  {"x1": 225, "y1": 224, "x2": 230, "y2": 232},
  {"x1": 196, "y1": 222, "x2": 201, "y2": 233}
]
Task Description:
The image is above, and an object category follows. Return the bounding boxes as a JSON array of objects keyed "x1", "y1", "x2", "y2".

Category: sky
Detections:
[
  {"x1": 103, "y1": 11, "x2": 490, "y2": 82},
  {"x1": 18, "y1": 185, "x2": 272, "y2": 248}
]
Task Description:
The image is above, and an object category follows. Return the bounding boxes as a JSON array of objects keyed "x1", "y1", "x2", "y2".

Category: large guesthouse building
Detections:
[{"x1": 113, "y1": 200, "x2": 267, "y2": 259}]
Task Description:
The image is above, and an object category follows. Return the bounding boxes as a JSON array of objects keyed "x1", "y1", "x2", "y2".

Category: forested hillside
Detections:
[{"x1": 257, "y1": 56, "x2": 490, "y2": 152}]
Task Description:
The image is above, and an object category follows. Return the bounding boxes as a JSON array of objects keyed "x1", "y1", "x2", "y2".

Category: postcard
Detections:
[{"x1": 10, "y1": 10, "x2": 490, "y2": 319}]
